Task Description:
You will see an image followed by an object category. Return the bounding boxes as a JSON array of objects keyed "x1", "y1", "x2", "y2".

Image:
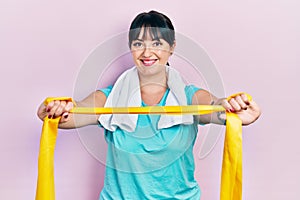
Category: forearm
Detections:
[
  {"x1": 197, "y1": 98, "x2": 227, "y2": 125},
  {"x1": 193, "y1": 90, "x2": 261, "y2": 126},
  {"x1": 57, "y1": 113, "x2": 99, "y2": 129},
  {"x1": 198, "y1": 112, "x2": 226, "y2": 125},
  {"x1": 57, "y1": 98, "x2": 102, "y2": 129},
  {"x1": 37, "y1": 91, "x2": 106, "y2": 129},
  {"x1": 191, "y1": 89, "x2": 226, "y2": 125}
]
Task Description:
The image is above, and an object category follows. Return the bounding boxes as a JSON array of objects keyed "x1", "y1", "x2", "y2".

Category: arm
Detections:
[
  {"x1": 37, "y1": 90, "x2": 107, "y2": 129},
  {"x1": 192, "y1": 89, "x2": 225, "y2": 125},
  {"x1": 192, "y1": 89, "x2": 261, "y2": 125}
]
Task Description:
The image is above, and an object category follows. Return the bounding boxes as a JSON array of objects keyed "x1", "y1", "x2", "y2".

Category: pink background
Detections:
[{"x1": 1, "y1": 0, "x2": 300, "y2": 199}]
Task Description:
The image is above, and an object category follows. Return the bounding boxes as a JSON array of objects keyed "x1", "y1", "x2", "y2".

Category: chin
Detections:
[{"x1": 137, "y1": 64, "x2": 166, "y2": 75}]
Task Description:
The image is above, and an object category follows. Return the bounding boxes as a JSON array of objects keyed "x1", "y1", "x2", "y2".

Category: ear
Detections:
[{"x1": 170, "y1": 40, "x2": 176, "y2": 55}]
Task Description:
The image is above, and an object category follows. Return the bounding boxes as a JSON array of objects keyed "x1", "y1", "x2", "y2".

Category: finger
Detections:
[
  {"x1": 240, "y1": 93, "x2": 250, "y2": 105},
  {"x1": 59, "y1": 102, "x2": 73, "y2": 122},
  {"x1": 54, "y1": 101, "x2": 67, "y2": 118},
  {"x1": 221, "y1": 99, "x2": 234, "y2": 112},
  {"x1": 48, "y1": 100, "x2": 62, "y2": 118},
  {"x1": 46, "y1": 101, "x2": 55, "y2": 113},
  {"x1": 60, "y1": 100, "x2": 74, "y2": 122},
  {"x1": 60, "y1": 112, "x2": 69, "y2": 123},
  {"x1": 64, "y1": 101, "x2": 74, "y2": 112},
  {"x1": 234, "y1": 95, "x2": 248, "y2": 110},
  {"x1": 229, "y1": 98, "x2": 241, "y2": 112},
  {"x1": 37, "y1": 103, "x2": 48, "y2": 120}
]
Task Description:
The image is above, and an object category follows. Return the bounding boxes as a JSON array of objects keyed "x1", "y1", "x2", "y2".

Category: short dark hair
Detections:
[{"x1": 128, "y1": 10, "x2": 175, "y2": 48}]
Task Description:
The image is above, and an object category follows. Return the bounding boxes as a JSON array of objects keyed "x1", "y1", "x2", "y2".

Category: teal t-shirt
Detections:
[{"x1": 99, "y1": 85, "x2": 201, "y2": 200}]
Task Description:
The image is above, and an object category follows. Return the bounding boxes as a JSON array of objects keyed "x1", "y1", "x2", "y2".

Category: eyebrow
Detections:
[
  {"x1": 134, "y1": 38, "x2": 161, "y2": 42},
  {"x1": 134, "y1": 39, "x2": 144, "y2": 42}
]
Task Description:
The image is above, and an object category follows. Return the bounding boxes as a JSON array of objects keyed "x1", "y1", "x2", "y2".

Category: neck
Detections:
[
  {"x1": 137, "y1": 67, "x2": 169, "y2": 105},
  {"x1": 139, "y1": 73, "x2": 168, "y2": 105},
  {"x1": 138, "y1": 70, "x2": 168, "y2": 92}
]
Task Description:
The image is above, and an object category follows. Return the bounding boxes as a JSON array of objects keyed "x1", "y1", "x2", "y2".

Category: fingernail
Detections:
[
  {"x1": 246, "y1": 102, "x2": 250, "y2": 105},
  {"x1": 230, "y1": 109, "x2": 235, "y2": 112},
  {"x1": 243, "y1": 107, "x2": 248, "y2": 110},
  {"x1": 46, "y1": 108, "x2": 51, "y2": 112},
  {"x1": 48, "y1": 115, "x2": 52, "y2": 118},
  {"x1": 64, "y1": 114, "x2": 68, "y2": 119}
]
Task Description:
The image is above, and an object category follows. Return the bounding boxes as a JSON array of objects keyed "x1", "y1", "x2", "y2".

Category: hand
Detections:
[
  {"x1": 37, "y1": 100, "x2": 74, "y2": 123},
  {"x1": 221, "y1": 93, "x2": 261, "y2": 125}
]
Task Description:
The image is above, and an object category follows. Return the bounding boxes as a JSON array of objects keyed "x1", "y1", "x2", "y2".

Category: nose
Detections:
[{"x1": 142, "y1": 45, "x2": 152, "y2": 57}]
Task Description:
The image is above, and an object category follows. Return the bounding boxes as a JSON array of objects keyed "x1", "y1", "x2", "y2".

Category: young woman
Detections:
[{"x1": 37, "y1": 10, "x2": 261, "y2": 200}]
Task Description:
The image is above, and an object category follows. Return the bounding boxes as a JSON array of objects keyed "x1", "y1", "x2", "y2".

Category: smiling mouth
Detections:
[{"x1": 140, "y1": 59, "x2": 158, "y2": 66}]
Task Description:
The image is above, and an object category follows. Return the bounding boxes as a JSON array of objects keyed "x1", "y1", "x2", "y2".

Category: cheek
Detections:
[
  {"x1": 156, "y1": 50, "x2": 171, "y2": 61},
  {"x1": 131, "y1": 50, "x2": 143, "y2": 59}
]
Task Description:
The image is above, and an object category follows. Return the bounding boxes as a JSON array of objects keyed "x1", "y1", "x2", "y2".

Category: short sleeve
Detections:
[
  {"x1": 98, "y1": 85, "x2": 113, "y2": 97},
  {"x1": 185, "y1": 85, "x2": 202, "y2": 105}
]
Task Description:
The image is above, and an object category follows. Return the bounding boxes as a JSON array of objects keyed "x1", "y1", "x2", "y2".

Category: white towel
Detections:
[{"x1": 98, "y1": 66, "x2": 194, "y2": 132}]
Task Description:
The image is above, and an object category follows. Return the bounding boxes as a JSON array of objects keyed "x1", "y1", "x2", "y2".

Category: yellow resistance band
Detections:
[{"x1": 36, "y1": 94, "x2": 252, "y2": 200}]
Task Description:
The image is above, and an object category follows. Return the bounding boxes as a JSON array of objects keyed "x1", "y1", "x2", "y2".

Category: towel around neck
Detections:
[{"x1": 98, "y1": 66, "x2": 194, "y2": 132}]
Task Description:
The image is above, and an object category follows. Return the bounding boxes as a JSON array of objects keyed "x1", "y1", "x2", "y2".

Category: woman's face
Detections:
[{"x1": 130, "y1": 28, "x2": 175, "y2": 76}]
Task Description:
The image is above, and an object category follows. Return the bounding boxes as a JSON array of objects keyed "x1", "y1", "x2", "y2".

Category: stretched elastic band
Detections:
[{"x1": 36, "y1": 93, "x2": 251, "y2": 200}]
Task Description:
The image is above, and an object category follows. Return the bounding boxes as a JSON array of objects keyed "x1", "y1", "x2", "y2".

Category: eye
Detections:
[
  {"x1": 132, "y1": 41, "x2": 143, "y2": 48},
  {"x1": 153, "y1": 41, "x2": 162, "y2": 47}
]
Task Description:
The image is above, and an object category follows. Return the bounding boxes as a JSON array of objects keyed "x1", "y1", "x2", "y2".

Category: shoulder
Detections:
[
  {"x1": 98, "y1": 85, "x2": 113, "y2": 97},
  {"x1": 191, "y1": 88, "x2": 216, "y2": 105},
  {"x1": 184, "y1": 85, "x2": 202, "y2": 105}
]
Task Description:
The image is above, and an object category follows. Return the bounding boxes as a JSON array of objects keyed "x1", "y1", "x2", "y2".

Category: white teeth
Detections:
[
  {"x1": 144, "y1": 60, "x2": 154, "y2": 64},
  {"x1": 142, "y1": 60, "x2": 156, "y2": 65}
]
